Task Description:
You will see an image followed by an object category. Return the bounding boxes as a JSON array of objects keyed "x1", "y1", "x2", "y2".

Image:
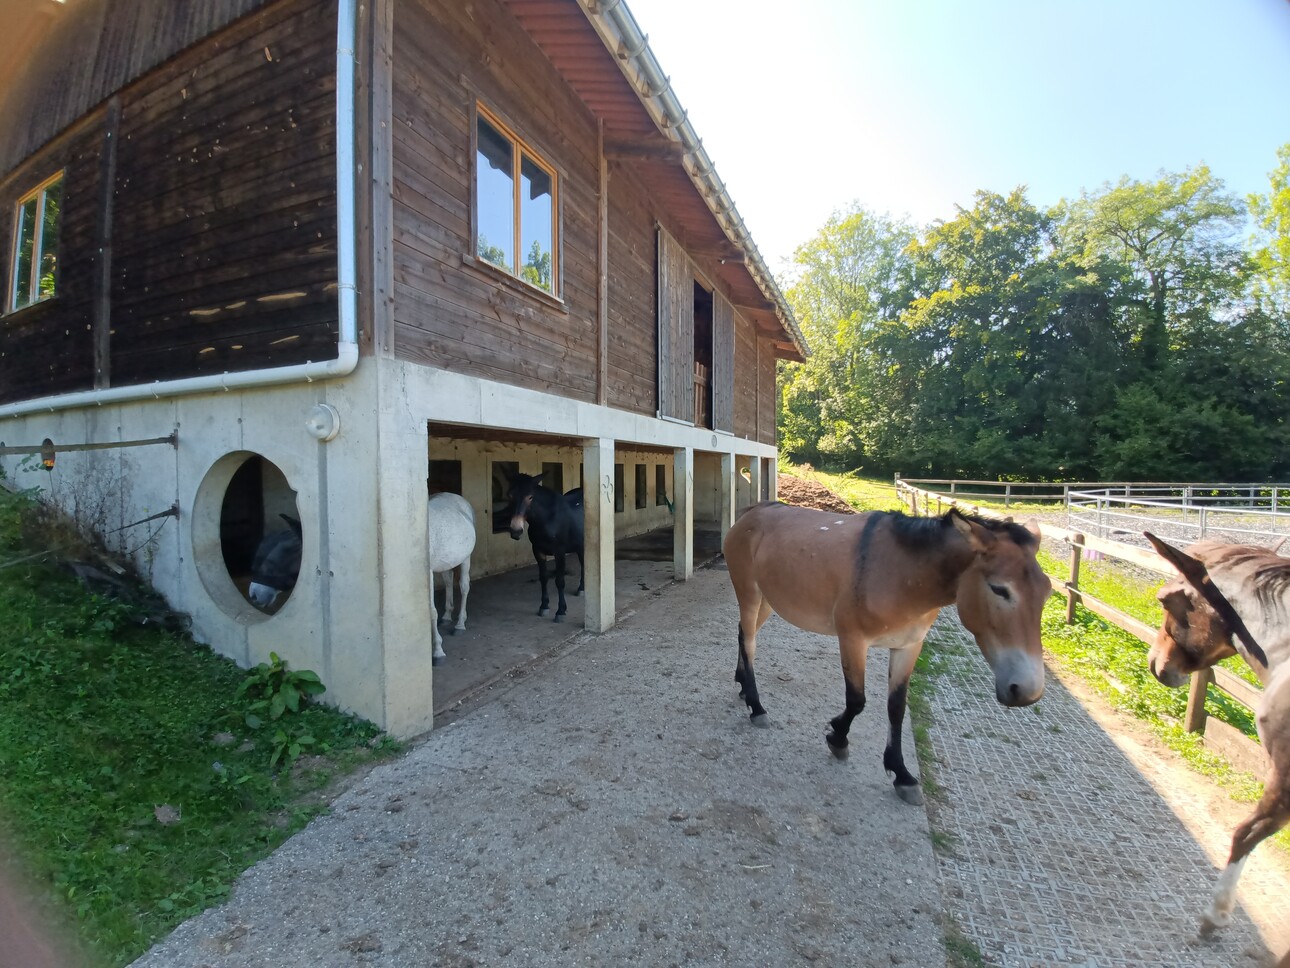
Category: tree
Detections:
[
  {"x1": 521, "y1": 240, "x2": 552, "y2": 292},
  {"x1": 1059, "y1": 166, "x2": 1245, "y2": 369},
  {"x1": 778, "y1": 204, "x2": 914, "y2": 469},
  {"x1": 1248, "y1": 142, "x2": 1290, "y2": 313}
]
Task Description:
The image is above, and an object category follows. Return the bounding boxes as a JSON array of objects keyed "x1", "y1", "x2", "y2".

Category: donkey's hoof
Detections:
[
  {"x1": 895, "y1": 784, "x2": 924, "y2": 806},
  {"x1": 750, "y1": 712, "x2": 770, "y2": 729},
  {"x1": 447, "y1": 627, "x2": 458, "y2": 636},
  {"x1": 1198, "y1": 912, "x2": 1228, "y2": 937},
  {"x1": 553, "y1": 613, "x2": 565, "y2": 623},
  {"x1": 825, "y1": 733, "x2": 849, "y2": 759},
  {"x1": 537, "y1": 607, "x2": 549, "y2": 617},
  {"x1": 432, "y1": 654, "x2": 445, "y2": 667}
]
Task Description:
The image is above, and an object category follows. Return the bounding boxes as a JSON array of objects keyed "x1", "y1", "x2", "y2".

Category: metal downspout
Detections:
[{"x1": 0, "y1": 0, "x2": 362, "y2": 420}]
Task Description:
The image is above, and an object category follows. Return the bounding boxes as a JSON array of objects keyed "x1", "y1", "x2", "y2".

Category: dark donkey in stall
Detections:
[
  {"x1": 1143, "y1": 532, "x2": 1290, "y2": 939},
  {"x1": 724, "y1": 502, "x2": 1049, "y2": 804},
  {"x1": 506, "y1": 473, "x2": 585, "y2": 622}
]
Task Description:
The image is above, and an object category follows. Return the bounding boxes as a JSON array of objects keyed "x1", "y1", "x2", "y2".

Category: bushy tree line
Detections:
[{"x1": 778, "y1": 150, "x2": 1290, "y2": 482}]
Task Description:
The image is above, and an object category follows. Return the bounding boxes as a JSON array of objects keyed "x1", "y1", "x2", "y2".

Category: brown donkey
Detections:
[
  {"x1": 1144, "y1": 532, "x2": 1290, "y2": 939},
  {"x1": 723, "y1": 502, "x2": 1049, "y2": 805}
]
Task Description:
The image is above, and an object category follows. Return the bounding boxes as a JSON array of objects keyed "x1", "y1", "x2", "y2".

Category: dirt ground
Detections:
[{"x1": 774, "y1": 474, "x2": 858, "y2": 515}]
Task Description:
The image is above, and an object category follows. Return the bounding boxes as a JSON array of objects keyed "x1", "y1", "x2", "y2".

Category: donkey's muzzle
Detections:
[{"x1": 993, "y1": 650, "x2": 1044, "y2": 707}]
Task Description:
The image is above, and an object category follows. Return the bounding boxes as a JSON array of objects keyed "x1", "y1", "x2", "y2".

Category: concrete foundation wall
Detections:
[{"x1": 0, "y1": 356, "x2": 776, "y2": 736}]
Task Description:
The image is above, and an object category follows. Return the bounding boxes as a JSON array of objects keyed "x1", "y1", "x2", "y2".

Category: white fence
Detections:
[{"x1": 897, "y1": 477, "x2": 1290, "y2": 549}]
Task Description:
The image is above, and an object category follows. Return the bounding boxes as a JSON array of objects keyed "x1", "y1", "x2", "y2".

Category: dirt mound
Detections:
[{"x1": 776, "y1": 473, "x2": 856, "y2": 514}]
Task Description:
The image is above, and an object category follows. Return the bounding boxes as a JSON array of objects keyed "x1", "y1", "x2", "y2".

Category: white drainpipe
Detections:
[{"x1": 0, "y1": 0, "x2": 361, "y2": 420}]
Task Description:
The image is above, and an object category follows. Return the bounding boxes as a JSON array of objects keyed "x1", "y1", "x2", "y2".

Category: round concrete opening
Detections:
[{"x1": 193, "y1": 453, "x2": 301, "y2": 620}]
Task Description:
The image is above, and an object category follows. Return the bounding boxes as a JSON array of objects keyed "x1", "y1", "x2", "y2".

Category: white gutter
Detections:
[
  {"x1": 581, "y1": 0, "x2": 809, "y2": 359},
  {"x1": 0, "y1": 0, "x2": 361, "y2": 420}
]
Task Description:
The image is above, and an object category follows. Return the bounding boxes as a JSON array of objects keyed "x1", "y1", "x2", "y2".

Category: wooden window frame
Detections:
[
  {"x1": 7, "y1": 171, "x2": 64, "y2": 315},
  {"x1": 469, "y1": 103, "x2": 562, "y2": 300}
]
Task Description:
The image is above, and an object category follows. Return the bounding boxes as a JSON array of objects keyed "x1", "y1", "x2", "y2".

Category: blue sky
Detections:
[{"x1": 624, "y1": 0, "x2": 1290, "y2": 273}]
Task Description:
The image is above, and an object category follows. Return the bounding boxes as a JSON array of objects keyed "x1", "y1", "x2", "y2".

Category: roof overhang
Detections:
[{"x1": 502, "y1": 0, "x2": 808, "y2": 361}]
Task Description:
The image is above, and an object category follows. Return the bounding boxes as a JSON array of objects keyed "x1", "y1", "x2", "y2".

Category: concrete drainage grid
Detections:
[{"x1": 919, "y1": 608, "x2": 1284, "y2": 968}]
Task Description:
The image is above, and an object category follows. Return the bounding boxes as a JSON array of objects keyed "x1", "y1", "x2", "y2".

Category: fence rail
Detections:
[{"x1": 894, "y1": 479, "x2": 1269, "y2": 778}]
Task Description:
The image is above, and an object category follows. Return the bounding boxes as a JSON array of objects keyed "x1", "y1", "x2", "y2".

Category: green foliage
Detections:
[
  {"x1": 778, "y1": 154, "x2": 1290, "y2": 481},
  {"x1": 0, "y1": 485, "x2": 399, "y2": 967},
  {"x1": 237, "y1": 651, "x2": 326, "y2": 728},
  {"x1": 1248, "y1": 142, "x2": 1290, "y2": 313}
]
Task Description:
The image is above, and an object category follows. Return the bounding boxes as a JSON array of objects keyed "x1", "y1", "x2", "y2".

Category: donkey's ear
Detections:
[
  {"x1": 1145, "y1": 532, "x2": 1208, "y2": 587},
  {"x1": 1024, "y1": 518, "x2": 1041, "y2": 540},
  {"x1": 948, "y1": 509, "x2": 993, "y2": 551}
]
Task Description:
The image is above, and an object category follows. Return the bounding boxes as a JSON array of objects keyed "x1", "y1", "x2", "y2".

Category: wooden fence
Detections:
[{"x1": 895, "y1": 479, "x2": 1269, "y2": 779}]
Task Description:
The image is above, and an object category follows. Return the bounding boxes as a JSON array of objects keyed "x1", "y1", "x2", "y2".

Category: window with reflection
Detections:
[
  {"x1": 8, "y1": 172, "x2": 63, "y2": 313},
  {"x1": 474, "y1": 106, "x2": 558, "y2": 296}
]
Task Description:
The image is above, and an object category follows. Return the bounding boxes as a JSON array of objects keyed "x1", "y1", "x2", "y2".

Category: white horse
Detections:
[{"x1": 429, "y1": 492, "x2": 476, "y2": 666}]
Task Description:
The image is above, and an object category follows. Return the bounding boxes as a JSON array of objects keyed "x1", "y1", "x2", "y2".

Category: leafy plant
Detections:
[{"x1": 236, "y1": 651, "x2": 326, "y2": 728}]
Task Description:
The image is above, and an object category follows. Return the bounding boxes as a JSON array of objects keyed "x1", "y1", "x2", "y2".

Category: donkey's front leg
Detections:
[
  {"x1": 883, "y1": 643, "x2": 924, "y2": 805},
  {"x1": 534, "y1": 551, "x2": 551, "y2": 616},
  {"x1": 826, "y1": 632, "x2": 868, "y2": 758},
  {"x1": 552, "y1": 551, "x2": 568, "y2": 622}
]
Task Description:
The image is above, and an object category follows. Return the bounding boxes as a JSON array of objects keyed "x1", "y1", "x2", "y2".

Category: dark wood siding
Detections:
[
  {"x1": 0, "y1": 125, "x2": 104, "y2": 404},
  {"x1": 657, "y1": 227, "x2": 693, "y2": 422},
  {"x1": 0, "y1": 0, "x2": 276, "y2": 178},
  {"x1": 605, "y1": 167, "x2": 657, "y2": 415},
  {"x1": 712, "y1": 292, "x2": 734, "y2": 433},
  {"x1": 733, "y1": 312, "x2": 757, "y2": 440},
  {"x1": 390, "y1": 0, "x2": 600, "y2": 399},
  {"x1": 109, "y1": 0, "x2": 338, "y2": 385},
  {"x1": 0, "y1": 0, "x2": 339, "y2": 403}
]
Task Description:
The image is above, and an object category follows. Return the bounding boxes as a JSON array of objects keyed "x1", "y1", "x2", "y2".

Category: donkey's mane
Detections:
[{"x1": 888, "y1": 509, "x2": 1037, "y2": 551}]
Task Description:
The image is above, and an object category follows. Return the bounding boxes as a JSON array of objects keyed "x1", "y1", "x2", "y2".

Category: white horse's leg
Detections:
[
  {"x1": 443, "y1": 564, "x2": 456, "y2": 628},
  {"x1": 430, "y1": 569, "x2": 446, "y2": 665},
  {"x1": 454, "y1": 553, "x2": 471, "y2": 633}
]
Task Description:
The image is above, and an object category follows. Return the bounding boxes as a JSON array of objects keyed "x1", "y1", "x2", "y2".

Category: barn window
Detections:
[
  {"x1": 8, "y1": 172, "x2": 63, "y2": 313},
  {"x1": 614, "y1": 463, "x2": 625, "y2": 513},
  {"x1": 473, "y1": 105, "x2": 559, "y2": 297},
  {"x1": 655, "y1": 465, "x2": 668, "y2": 506}
]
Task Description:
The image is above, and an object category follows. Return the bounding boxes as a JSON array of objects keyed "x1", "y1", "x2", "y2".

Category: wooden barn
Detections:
[{"x1": 0, "y1": 0, "x2": 807, "y2": 736}]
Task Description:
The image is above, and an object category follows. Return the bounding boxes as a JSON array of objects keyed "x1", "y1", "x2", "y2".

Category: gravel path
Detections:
[{"x1": 130, "y1": 566, "x2": 946, "y2": 968}]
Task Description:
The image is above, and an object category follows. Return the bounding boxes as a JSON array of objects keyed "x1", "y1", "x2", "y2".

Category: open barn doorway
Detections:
[{"x1": 425, "y1": 425, "x2": 709, "y2": 719}]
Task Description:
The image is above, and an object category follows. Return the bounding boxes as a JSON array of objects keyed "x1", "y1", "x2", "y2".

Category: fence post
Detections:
[
  {"x1": 1184, "y1": 668, "x2": 1214, "y2": 734},
  {"x1": 1066, "y1": 534, "x2": 1083, "y2": 624},
  {"x1": 1199, "y1": 507, "x2": 1208, "y2": 539},
  {"x1": 1005, "y1": 483, "x2": 1012, "y2": 508}
]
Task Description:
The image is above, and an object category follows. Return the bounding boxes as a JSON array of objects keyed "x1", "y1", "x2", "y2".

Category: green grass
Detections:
[{"x1": 0, "y1": 485, "x2": 400, "y2": 966}]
